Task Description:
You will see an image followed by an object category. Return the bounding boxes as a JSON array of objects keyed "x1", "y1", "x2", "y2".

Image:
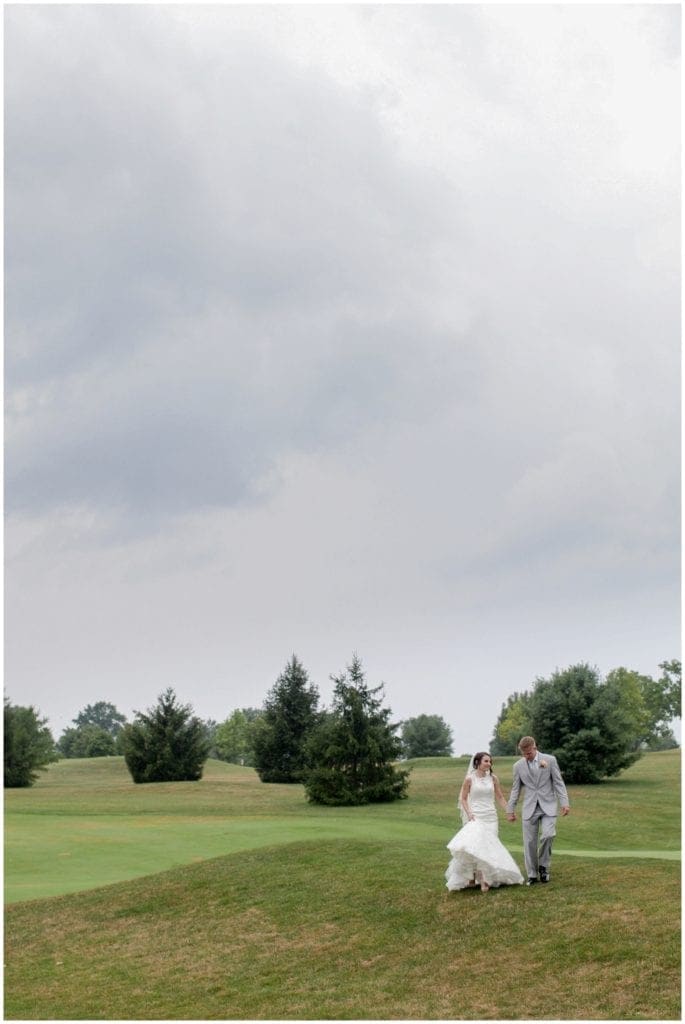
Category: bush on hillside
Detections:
[
  {"x1": 121, "y1": 688, "x2": 210, "y2": 784},
  {"x1": 4, "y1": 699, "x2": 58, "y2": 787}
]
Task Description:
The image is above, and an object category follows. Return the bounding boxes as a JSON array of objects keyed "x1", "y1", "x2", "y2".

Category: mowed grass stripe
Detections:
[
  {"x1": 7, "y1": 813, "x2": 681, "y2": 904},
  {"x1": 5, "y1": 815, "x2": 449, "y2": 903}
]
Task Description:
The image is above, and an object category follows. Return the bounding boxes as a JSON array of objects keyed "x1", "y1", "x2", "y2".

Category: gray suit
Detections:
[{"x1": 506, "y1": 753, "x2": 569, "y2": 879}]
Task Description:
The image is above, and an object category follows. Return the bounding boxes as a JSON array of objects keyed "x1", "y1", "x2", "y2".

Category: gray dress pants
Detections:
[{"x1": 523, "y1": 803, "x2": 557, "y2": 877}]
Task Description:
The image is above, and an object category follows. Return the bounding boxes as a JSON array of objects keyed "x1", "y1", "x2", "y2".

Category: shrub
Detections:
[
  {"x1": 122, "y1": 688, "x2": 210, "y2": 784},
  {"x1": 4, "y1": 699, "x2": 57, "y2": 787}
]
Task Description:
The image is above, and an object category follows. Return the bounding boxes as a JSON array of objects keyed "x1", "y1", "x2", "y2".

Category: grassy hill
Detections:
[{"x1": 4, "y1": 750, "x2": 681, "y2": 1019}]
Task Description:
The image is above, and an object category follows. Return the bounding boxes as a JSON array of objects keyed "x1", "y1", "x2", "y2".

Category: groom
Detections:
[{"x1": 506, "y1": 736, "x2": 570, "y2": 885}]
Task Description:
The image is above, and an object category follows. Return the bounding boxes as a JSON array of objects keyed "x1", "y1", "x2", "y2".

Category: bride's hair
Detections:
[{"x1": 472, "y1": 751, "x2": 493, "y2": 773}]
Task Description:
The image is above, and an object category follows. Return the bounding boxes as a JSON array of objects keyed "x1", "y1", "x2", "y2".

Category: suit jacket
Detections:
[{"x1": 506, "y1": 753, "x2": 570, "y2": 819}]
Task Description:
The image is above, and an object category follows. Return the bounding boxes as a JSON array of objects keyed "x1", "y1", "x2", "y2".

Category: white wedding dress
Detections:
[{"x1": 445, "y1": 773, "x2": 524, "y2": 890}]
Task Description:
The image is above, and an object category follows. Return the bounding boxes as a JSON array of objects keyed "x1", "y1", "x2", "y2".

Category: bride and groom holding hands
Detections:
[{"x1": 445, "y1": 735, "x2": 571, "y2": 892}]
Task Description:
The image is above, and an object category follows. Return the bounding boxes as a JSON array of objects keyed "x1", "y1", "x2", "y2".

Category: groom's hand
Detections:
[
  {"x1": 561, "y1": 806, "x2": 570, "y2": 816},
  {"x1": 506, "y1": 813, "x2": 516, "y2": 822}
]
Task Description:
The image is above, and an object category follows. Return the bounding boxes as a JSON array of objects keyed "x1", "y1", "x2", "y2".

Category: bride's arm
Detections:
[
  {"x1": 459, "y1": 775, "x2": 474, "y2": 821},
  {"x1": 492, "y1": 773, "x2": 508, "y2": 812}
]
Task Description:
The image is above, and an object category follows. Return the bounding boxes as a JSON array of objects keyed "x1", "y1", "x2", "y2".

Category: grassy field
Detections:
[{"x1": 4, "y1": 749, "x2": 681, "y2": 1019}]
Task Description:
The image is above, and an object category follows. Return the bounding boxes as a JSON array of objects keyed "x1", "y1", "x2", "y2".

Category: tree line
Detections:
[
  {"x1": 4, "y1": 654, "x2": 431, "y2": 804},
  {"x1": 5, "y1": 655, "x2": 679, "y2": 796},
  {"x1": 490, "y1": 659, "x2": 680, "y2": 782}
]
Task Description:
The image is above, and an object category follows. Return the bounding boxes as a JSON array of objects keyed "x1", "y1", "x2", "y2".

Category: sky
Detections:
[{"x1": 5, "y1": 3, "x2": 681, "y2": 755}]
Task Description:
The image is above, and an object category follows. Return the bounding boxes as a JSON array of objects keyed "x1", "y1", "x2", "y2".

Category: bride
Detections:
[{"x1": 445, "y1": 752, "x2": 524, "y2": 893}]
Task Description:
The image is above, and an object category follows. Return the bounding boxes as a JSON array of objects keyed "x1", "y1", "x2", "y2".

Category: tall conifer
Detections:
[
  {"x1": 304, "y1": 654, "x2": 410, "y2": 805},
  {"x1": 253, "y1": 655, "x2": 320, "y2": 783}
]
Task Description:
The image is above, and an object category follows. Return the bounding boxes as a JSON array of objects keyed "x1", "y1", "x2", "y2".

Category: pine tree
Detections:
[
  {"x1": 304, "y1": 654, "x2": 410, "y2": 805},
  {"x1": 253, "y1": 656, "x2": 320, "y2": 783},
  {"x1": 122, "y1": 688, "x2": 210, "y2": 784}
]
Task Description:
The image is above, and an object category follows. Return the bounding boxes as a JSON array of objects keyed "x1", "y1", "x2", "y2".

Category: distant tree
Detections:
[
  {"x1": 121, "y1": 688, "x2": 210, "y2": 784},
  {"x1": 4, "y1": 699, "x2": 58, "y2": 788},
  {"x1": 526, "y1": 663, "x2": 645, "y2": 783},
  {"x1": 72, "y1": 701, "x2": 127, "y2": 738},
  {"x1": 630, "y1": 660, "x2": 681, "y2": 750},
  {"x1": 58, "y1": 724, "x2": 117, "y2": 758},
  {"x1": 601, "y1": 666, "x2": 662, "y2": 751},
  {"x1": 304, "y1": 654, "x2": 410, "y2": 806},
  {"x1": 648, "y1": 659, "x2": 681, "y2": 736},
  {"x1": 658, "y1": 659, "x2": 682, "y2": 718},
  {"x1": 253, "y1": 656, "x2": 320, "y2": 783},
  {"x1": 61, "y1": 701, "x2": 129, "y2": 755},
  {"x1": 642, "y1": 728, "x2": 679, "y2": 752},
  {"x1": 490, "y1": 692, "x2": 532, "y2": 755},
  {"x1": 401, "y1": 714, "x2": 453, "y2": 758},
  {"x1": 215, "y1": 708, "x2": 262, "y2": 766},
  {"x1": 201, "y1": 718, "x2": 220, "y2": 759}
]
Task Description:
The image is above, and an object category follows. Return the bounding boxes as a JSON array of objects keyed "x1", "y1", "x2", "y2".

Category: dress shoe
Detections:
[
  {"x1": 526, "y1": 877, "x2": 538, "y2": 885},
  {"x1": 539, "y1": 869, "x2": 549, "y2": 883}
]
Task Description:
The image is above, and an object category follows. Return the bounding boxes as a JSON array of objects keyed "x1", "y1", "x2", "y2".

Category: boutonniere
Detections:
[{"x1": 540, "y1": 760, "x2": 548, "y2": 769}]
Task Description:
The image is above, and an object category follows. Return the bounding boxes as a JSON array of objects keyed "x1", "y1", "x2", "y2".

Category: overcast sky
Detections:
[{"x1": 5, "y1": 3, "x2": 681, "y2": 754}]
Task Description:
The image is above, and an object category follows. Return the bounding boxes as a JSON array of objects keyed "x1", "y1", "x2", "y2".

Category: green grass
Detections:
[
  {"x1": 6, "y1": 751, "x2": 679, "y2": 903},
  {"x1": 4, "y1": 750, "x2": 681, "y2": 1019},
  {"x1": 5, "y1": 756, "x2": 461, "y2": 903}
]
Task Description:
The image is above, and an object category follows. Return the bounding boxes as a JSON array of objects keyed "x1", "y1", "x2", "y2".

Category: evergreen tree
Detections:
[
  {"x1": 401, "y1": 714, "x2": 453, "y2": 758},
  {"x1": 253, "y1": 656, "x2": 320, "y2": 783},
  {"x1": 4, "y1": 699, "x2": 58, "y2": 788},
  {"x1": 121, "y1": 688, "x2": 210, "y2": 784},
  {"x1": 304, "y1": 654, "x2": 410, "y2": 805}
]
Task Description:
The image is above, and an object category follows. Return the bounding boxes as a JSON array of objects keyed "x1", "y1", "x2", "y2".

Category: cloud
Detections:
[
  {"x1": 6, "y1": 5, "x2": 487, "y2": 531},
  {"x1": 4, "y1": 5, "x2": 680, "y2": 747}
]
